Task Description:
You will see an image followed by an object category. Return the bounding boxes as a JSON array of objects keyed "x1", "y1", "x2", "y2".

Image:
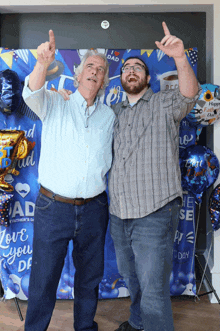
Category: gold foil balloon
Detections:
[{"x1": 0, "y1": 130, "x2": 35, "y2": 192}]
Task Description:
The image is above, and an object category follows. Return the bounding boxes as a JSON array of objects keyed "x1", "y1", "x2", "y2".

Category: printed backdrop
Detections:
[{"x1": 0, "y1": 47, "x2": 198, "y2": 299}]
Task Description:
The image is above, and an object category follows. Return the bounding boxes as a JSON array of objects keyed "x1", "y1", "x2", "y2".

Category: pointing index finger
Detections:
[
  {"x1": 49, "y1": 29, "x2": 56, "y2": 50},
  {"x1": 162, "y1": 22, "x2": 171, "y2": 36}
]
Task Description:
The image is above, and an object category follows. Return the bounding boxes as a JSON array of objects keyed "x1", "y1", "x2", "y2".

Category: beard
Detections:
[{"x1": 121, "y1": 75, "x2": 149, "y2": 95}]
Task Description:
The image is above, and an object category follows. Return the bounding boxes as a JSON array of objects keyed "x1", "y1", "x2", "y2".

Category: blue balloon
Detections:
[
  {"x1": 170, "y1": 282, "x2": 186, "y2": 296},
  {"x1": 7, "y1": 278, "x2": 16, "y2": 293},
  {"x1": 14, "y1": 283, "x2": 20, "y2": 295},
  {"x1": 187, "y1": 272, "x2": 195, "y2": 284},
  {"x1": 100, "y1": 278, "x2": 108, "y2": 284},
  {"x1": 209, "y1": 184, "x2": 220, "y2": 231},
  {"x1": 179, "y1": 145, "x2": 219, "y2": 203},
  {"x1": 100, "y1": 287, "x2": 119, "y2": 299},
  {"x1": 0, "y1": 69, "x2": 22, "y2": 114},
  {"x1": 21, "y1": 272, "x2": 30, "y2": 298},
  {"x1": 63, "y1": 272, "x2": 74, "y2": 288},
  {"x1": 7, "y1": 278, "x2": 20, "y2": 295},
  {"x1": 177, "y1": 271, "x2": 189, "y2": 286}
]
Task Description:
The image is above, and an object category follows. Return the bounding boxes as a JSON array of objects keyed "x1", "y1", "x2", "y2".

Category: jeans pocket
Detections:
[
  {"x1": 96, "y1": 192, "x2": 108, "y2": 206},
  {"x1": 163, "y1": 197, "x2": 182, "y2": 211},
  {"x1": 172, "y1": 197, "x2": 182, "y2": 211},
  {"x1": 35, "y1": 193, "x2": 53, "y2": 210}
]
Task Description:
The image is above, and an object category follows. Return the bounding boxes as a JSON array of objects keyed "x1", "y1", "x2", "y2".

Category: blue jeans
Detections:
[
  {"x1": 25, "y1": 190, "x2": 108, "y2": 331},
  {"x1": 110, "y1": 198, "x2": 181, "y2": 331}
]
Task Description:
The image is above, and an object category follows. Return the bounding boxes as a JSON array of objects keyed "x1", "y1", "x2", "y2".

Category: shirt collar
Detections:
[
  {"x1": 121, "y1": 88, "x2": 154, "y2": 107},
  {"x1": 74, "y1": 89, "x2": 99, "y2": 115}
]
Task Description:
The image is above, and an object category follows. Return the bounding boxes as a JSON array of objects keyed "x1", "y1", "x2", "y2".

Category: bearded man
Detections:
[
  {"x1": 58, "y1": 21, "x2": 202, "y2": 331},
  {"x1": 108, "y1": 22, "x2": 201, "y2": 331}
]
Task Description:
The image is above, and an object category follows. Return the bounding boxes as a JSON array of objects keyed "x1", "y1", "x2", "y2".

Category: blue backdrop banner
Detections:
[{"x1": 0, "y1": 47, "x2": 198, "y2": 299}]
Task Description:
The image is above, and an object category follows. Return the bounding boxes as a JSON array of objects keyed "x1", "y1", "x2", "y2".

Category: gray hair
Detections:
[{"x1": 73, "y1": 50, "x2": 109, "y2": 97}]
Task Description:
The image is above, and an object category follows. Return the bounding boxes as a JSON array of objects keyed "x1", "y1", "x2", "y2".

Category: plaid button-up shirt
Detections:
[{"x1": 108, "y1": 86, "x2": 201, "y2": 219}]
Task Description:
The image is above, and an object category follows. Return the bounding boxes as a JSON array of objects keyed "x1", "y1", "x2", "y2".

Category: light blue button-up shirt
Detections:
[{"x1": 23, "y1": 77, "x2": 115, "y2": 199}]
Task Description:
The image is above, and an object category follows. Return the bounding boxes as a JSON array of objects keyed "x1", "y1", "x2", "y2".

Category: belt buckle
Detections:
[
  {"x1": 74, "y1": 198, "x2": 85, "y2": 205},
  {"x1": 71, "y1": 198, "x2": 77, "y2": 205}
]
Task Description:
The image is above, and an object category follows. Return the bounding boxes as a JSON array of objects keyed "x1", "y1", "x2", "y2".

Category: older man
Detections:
[{"x1": 22, "y1": 30, "x2": 115, "y2": 331}]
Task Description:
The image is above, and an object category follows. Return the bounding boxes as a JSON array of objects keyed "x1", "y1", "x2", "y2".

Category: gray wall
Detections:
[{"x1": 0, "y1": 10, "x2": 212, "y2": 256}]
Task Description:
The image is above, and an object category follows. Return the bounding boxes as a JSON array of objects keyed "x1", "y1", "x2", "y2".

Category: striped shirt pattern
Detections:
[{"x1": 108, "y1": 86, "x2": 201, "y2": 219}]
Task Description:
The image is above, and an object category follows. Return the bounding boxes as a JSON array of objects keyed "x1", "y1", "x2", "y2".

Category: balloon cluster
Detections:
[
  {"x1": 179, "y1": 145, "x2": 219, "y2": 203},
  {"x1": 56, "y1": 273, "x2": 127, "y2": 300},
  {"x1": 0, "y1": 70, "x2": 35, "y2": 227},
  {"x1": 99, "y1": 278, "x2": 121, "y2": 299},
  {"x1": 180, "y1": 83, "x2": 220, "y2": 231},
  {"x1": 170, "y1": 271, "x2": 196, "y2": 296},
  {"x1": 1, "y1": 266, "x2": 31, "y2": 299}
]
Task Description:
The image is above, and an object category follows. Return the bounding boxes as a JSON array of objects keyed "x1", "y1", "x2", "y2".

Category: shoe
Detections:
[{"x1": 115, "y1": 321, "x2": 143, "y2": 331}]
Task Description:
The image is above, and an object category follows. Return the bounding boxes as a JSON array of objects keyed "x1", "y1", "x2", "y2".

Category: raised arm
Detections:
[
  {"x1": 155, "y1": 22, "x2": 199, "y2": 99},
  {"x1": 29, "y1": 30, "x2": 56, "y2": 91}
]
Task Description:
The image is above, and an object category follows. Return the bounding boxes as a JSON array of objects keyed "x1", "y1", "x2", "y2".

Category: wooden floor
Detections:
[{"x1": 0, "y1": 293, "x2": 219, "y2": 331}]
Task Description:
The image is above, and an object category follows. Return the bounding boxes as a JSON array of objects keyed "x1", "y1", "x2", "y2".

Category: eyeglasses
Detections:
[{"x1": 121, "y1": 64, "x2": 145, "y2": 73}]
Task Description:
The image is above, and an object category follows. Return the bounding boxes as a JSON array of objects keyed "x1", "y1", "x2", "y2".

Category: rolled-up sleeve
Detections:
[
  {"x1": 22, "y1": 75, "x2": 51, "y2": 121},
  {"x1": 171, "y1": 82, "x2": 203, "y2": 122}
]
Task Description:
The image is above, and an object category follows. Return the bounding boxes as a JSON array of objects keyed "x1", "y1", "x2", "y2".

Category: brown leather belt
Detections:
[{"x1": 40, "y1": 186, "x2": 94, "y2": 206}]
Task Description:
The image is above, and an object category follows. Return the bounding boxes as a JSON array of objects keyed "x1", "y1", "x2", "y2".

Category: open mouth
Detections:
[
  {"x1": 87, "y1": 77, "x2": 97, "y2": 82},
  {"x1": 127, "y1": 74, "x2": 139, "y2": 82},
  {"x1": 128, "y1": 77, "x2": 138, "y2": 83}
]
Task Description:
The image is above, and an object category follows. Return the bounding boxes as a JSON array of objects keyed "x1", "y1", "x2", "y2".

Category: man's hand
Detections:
[
  {"x1": 37, "y1": 30, "x2": 56, "y2": 69},
  {"x1": 155, "y1": 22, "x2": 198, "y2": 99},
  {"x1": 155, "y1": 22, "x2": 185, "y2": 60},
  {"x1": 58, "y1": 89, "x2": 73, "y2": 101},
  {"x1": 28, "y1": 30, "x2": 56, "y2": 91}
]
